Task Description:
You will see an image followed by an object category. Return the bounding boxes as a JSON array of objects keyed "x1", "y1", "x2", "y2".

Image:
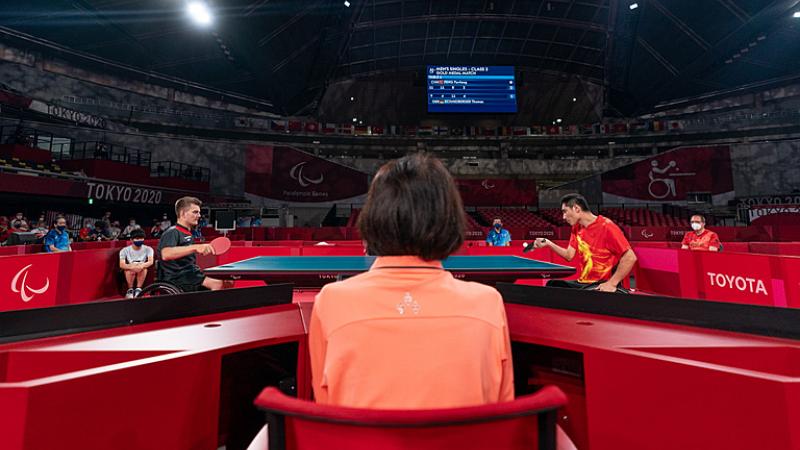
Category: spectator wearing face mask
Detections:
[
  {"x1": 0, "y1": 216, "x2": 10, "y2": 244},
  {"x1": 159, "y1": 214, "x2": 172, "y2": 231},
  {"x1": 79, "y1": 218, "x2": 94, "y2": 241},
  {"x1": 485, "y1": 217, "x2": 511, "y2": 247},
  {"x1": 31, "y1": 220, "x2": 49, "y2": 239},
  {"x1": 109, "y1": 221, "x2": 122, "y2": 240},
  {"x1": 122, "y1": 219, "x2": 142, "y2": 238},
  {"x1": 10, "y1": 213, "x2": 29, "y2": 231},
  {"x1": 681, "y1": 214, "x2": 720, "y2": 252},
  {"x1": 150, "y1": 219, "x2": 163, "y2": 238},
  {"x1": 44, "y1": 216, "x2": 71, "y2": 252},
  {"x1": 119, "y1": 229, "x2": 154, "y2": 298},
  {"x1": 90, "y1": 220, "x2": 112, "y2": 241}
]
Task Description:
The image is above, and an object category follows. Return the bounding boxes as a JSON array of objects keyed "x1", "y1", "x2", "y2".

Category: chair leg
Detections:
[
  {"x1": 266, "y1": 413, "x2": 286, "y2": 450},
  {"x1": 538, "y1": 411, "x2": 557, "y2": 450}
]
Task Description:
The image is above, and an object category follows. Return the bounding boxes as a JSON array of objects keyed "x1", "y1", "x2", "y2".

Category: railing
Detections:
[
  {"x1": 149, "y1": 160, "x2": 210, "y2": 182},
  {"x1": 55, "y1": 141, "x2": 152, "y2": 166},
  {"x1": 0, "y1": 125, "x2": 73, "y2": 154}
]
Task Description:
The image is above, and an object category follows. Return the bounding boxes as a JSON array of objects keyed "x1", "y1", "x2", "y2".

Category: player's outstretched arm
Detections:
[{"x1": 534, "y1": 238, "x2": 575, "y2": 261}]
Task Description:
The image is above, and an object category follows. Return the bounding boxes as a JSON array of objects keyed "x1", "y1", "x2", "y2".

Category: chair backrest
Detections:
[{"x1": 254, "y1": 386, "x2": 567, "y2": 450}]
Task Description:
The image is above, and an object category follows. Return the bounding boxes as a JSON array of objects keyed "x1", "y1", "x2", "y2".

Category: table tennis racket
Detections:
[
  {"x1": 522, "y1": 238, "x2": 545, "y2": 253},
  {"x1": 210, "y1": 236, "x2": 231, "y2": 255}
]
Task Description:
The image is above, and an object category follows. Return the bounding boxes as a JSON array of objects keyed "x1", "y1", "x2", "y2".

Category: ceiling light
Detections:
[
  {"x1": 352, "y1": 117, "x2": 358, "y2": 122},
  {"x1": 793, "y1": 11, "x2": 800, "y2": 18},
  {"x1": 187, "y1": 1, "x2": 213, "y2": 26},
  {"x1": 556, "y1": 118, "x2": 563, "y2": 123},
  {"x1": 629, "y1": 3, "x2": 639, "y2": 10},
  {"x1": 572, "y1": 97, "x2": 577, "y2": 102},
  {"x1": 344, "y1": 0, "x2": 351, "y2": 7}
]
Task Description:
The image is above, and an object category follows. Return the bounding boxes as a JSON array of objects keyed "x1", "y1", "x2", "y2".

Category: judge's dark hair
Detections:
[
  {"x1": 560, "y1": 193, "x2": 591, "y2": 212},
  {"x1": 358, "y1": 153, "x2": 465, "y2": 261}
]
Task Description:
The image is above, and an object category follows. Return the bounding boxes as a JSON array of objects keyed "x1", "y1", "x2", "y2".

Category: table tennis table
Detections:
[{"x1": 205, "y1": 255, "x2": 576, "y2": 288}]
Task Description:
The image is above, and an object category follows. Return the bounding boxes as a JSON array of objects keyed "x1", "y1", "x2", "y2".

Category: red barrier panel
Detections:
[
  {"x1": 0, "y1": 253, "x2": 63, "y2": 311},
  {"x1": 634, "y1": 247, "x2": 799, "y2": 307}
]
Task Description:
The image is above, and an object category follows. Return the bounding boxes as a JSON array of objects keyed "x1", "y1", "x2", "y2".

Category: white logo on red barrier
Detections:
[
  {"x1": 11, "y1": 264, "x2": 51, "y2": 303},
  {"x1": 641, "y1": 229, "x2": 654, "y2": 239},
  {"x1": 481, "y1": 179, "x2": 495, "y2": 190},
  {"x1": 706, "y1": 272, "x2": 768, "y2": 296},
  {"x1": 290, "y1": 162, "x2": 324, "y2": 187}
]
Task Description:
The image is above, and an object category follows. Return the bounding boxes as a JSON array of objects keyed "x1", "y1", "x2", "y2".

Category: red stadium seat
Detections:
[{"x1": 254, "y1": 386, "x2": 567, "y2": 450}]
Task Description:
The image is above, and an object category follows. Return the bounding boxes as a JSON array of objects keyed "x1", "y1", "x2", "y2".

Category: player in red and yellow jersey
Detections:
[
  {"x1": 533, "y1": 193, "x2": 637, "y2": 292},
  {"x1": 681, "y1": 215, "x2": 721, "y2": 251}
]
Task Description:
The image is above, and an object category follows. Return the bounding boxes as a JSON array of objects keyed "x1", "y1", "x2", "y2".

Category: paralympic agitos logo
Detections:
[
  {"x1": 289, "y1": 162, "x2": 324, "y2": 187},
  {"x1": 11, "y1": 264, "x2": 51, "y2": 302}
]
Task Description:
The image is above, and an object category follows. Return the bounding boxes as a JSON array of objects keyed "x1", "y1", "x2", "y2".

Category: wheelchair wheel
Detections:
[{"x1": 135, "y1": 281, "x2": 183, "y2": 298}]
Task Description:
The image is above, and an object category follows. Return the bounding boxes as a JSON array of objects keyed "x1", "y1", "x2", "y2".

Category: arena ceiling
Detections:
[{"x1": 1, "y1": 0, "x2": 799, "y2": 116}]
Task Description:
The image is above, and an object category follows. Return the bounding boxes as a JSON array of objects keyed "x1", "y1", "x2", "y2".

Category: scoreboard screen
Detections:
[{"x1": 427, "y1": 66, "x2": 517, "y2": 113}]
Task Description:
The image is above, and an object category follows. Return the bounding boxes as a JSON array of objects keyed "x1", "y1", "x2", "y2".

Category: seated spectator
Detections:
[
  {"x1": 109, "y1": 221, "x2": 122, "y2": 240},
  {"x1": 251, "y1": 216, "x2": 262, "y2": 227},
  {"x1": 0, "y1": 216, "x2": 10, "y2": 244},
  {"x1": 122, "y1": 219, "x2": 142, "y2": 238},
  {"x1": 10, "y1": 212, "x2": 29, "y2": 231},
  {"x1": 102, "y1": 211, "x2": 113, "y2": 226},
  {"x1": 159, "y1": 214, "x2": 172, "y2": 232},
  {"x1": 119, "y1": 229, "x2": 154, "y2": 298},
  {"x1": 681, "y1": 214, "x2": 720, "y2": 252},
  {"x1": 78, "y1": 218, "x2": 94, "y2": 242},
  {"x1": 44, "y1": 216, "x2": 71, "y2": 252},
  {"x1": 150, "y1": 219, "x2": 163, "y2": 238},
  {"x1": 30, "y1": 220, "x2": 49, "y2": 239},
  {"x1": 90, "y1": 220, "x2": 112, "y2": 241},
  {"x1": 485, "y1": 217, "x2": 511, "y2": 246},
  {"x1": 198, "y1": 214, "x2": 209, "y2": 228}
]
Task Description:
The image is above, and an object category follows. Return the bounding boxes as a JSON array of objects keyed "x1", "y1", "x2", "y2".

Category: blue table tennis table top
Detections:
[{"x1": 206, "y1": 255, "x2": 574, "y2": 277}]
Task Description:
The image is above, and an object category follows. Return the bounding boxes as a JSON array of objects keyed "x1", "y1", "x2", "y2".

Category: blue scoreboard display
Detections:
[{"x1": 427, "y1": 66, "x2": 517, "y2": 113}]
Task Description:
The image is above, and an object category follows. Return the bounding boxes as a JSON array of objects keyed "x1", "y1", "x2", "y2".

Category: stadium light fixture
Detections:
[
  {"x1": 187, "y1": 1, "x2": 213, "y2": 26},
  {"x1": 556, "y1": 118, "x2": 563, "y2": 123},
  {"x1": 629, "y1": 3, "x2": 639, "y2": 10},
  {"x1": 344, "y1": 1, "x2": 351, "y2": 7},
  {"x1": 793, "y1": 11, "x2": 800, "y2": 18}
]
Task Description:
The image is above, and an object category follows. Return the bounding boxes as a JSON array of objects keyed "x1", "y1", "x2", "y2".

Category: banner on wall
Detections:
[
  {"x1": 0, "y1": 171, "x2": 186, "y2": 205},
  {"x1": 601, "y1": 146, "x2": 734, "y2": 205},
  {"x1": 456, "y1": 179, "x2": 538, "y2": 206},
  {"x1": 245, "y1": 145, "x2": 369, "y2": 204},
  {"x1": 748, "y1": 204, "x2": 800, "y2": 225}
]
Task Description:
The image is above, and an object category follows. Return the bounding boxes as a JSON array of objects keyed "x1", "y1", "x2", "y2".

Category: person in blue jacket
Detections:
[
  {"x1": 486, "y1": 217, "x2": 511, "y2": 246},
  {"x1": 43, "y1": 215, "x2": 72, "y2": 252}
]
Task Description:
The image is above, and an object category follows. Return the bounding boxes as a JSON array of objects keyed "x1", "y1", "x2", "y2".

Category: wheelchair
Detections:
[{"x1": 134, "y1": 260, "x2": 184, "y2": 298}]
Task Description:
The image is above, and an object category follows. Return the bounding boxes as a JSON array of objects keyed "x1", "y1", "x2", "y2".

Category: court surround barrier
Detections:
[{"x1": 3, "y1": 236, "x2": 800, "y2": 312}]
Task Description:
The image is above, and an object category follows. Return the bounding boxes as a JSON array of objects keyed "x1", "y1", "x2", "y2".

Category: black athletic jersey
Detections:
[{"x1": 158, "y1": 225, "x2": 199, "y2": 280}]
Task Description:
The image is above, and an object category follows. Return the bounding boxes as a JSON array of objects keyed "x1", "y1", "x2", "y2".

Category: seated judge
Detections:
[{"x1": 248, "y1": 153, "x2": 575, "y2": 449}]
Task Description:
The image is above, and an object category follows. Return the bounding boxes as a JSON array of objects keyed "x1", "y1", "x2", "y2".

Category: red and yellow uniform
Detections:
[
  {"x1": 681, "y1": 229, "x2": 720, "y2": 251},
  {"x1": 569, "y1": 215, "x2": 632, "y2": 284},
  {"x1": 309, "y1": 255, "x2": 514, "y2": 409}
]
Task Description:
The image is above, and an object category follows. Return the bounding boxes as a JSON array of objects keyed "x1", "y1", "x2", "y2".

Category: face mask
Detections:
[
  {"x1": 494, "y1": 224, "x2": 502, "y2": 229},
  {"x1": 133, "y1": 240, "x2": 144, "y2": 247},
  {"x1": 691, "y1": 223, "x2": 702, "y2": 231},
  {"x1": 57, "y1": 225, "x2": 66, "y2": 232}
]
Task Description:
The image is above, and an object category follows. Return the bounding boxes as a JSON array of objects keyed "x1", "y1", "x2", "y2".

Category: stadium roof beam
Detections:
[
  {"x1": 352, "y1": 14, "x2": 607, "y2": 34},
  {"x1": 651, "y1": 0, "x2": 800, "y2": 100}
]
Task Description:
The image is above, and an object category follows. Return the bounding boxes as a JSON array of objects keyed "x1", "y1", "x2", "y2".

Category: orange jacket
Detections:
[{"x1": 309, "y1": 255, "x2": 514, "y2": 409}]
